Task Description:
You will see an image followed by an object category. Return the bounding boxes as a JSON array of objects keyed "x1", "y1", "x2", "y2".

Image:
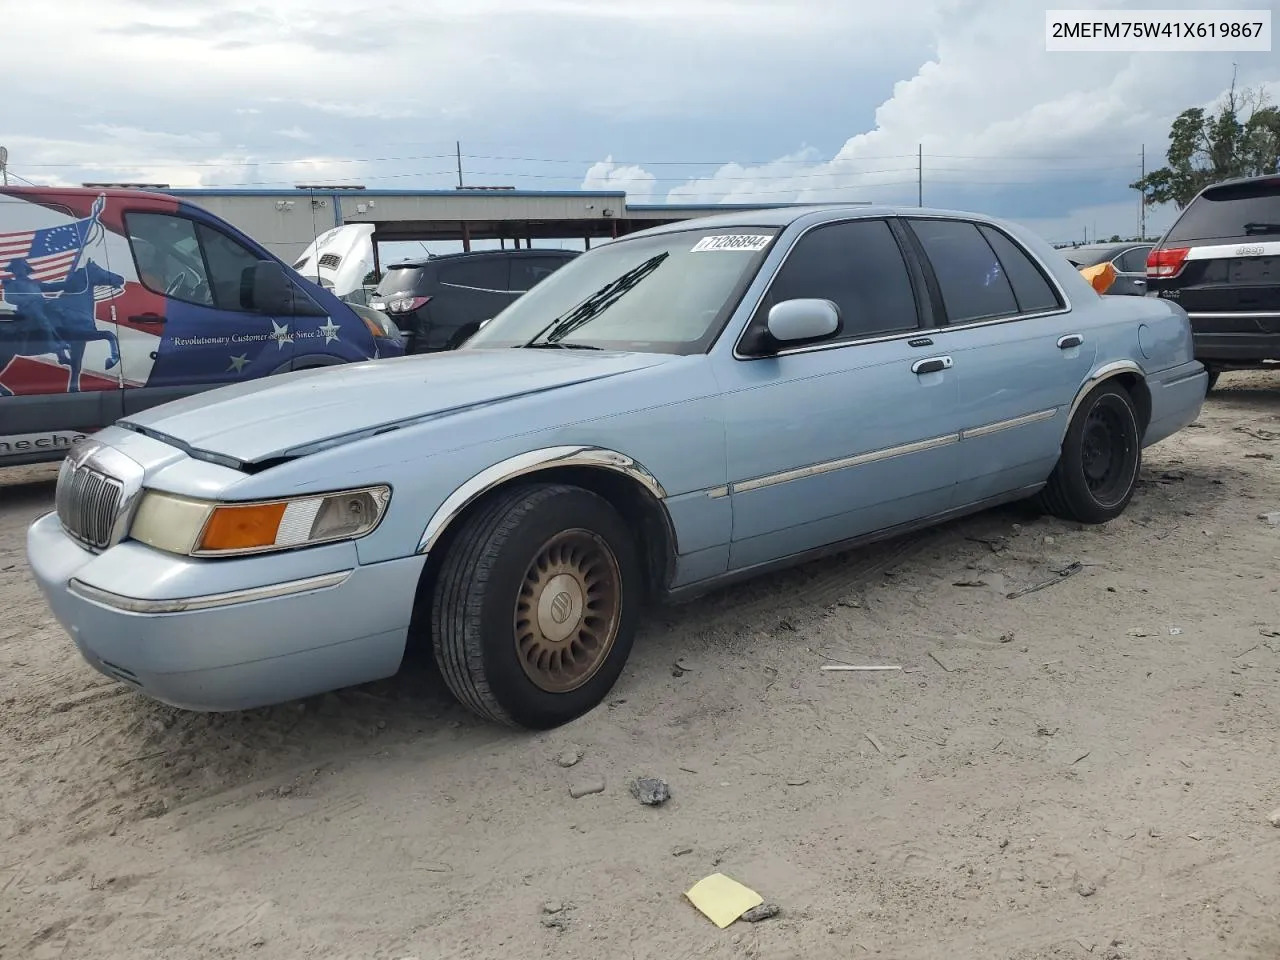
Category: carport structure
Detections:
[{"x1": 160, "y1": 186, "x2": 872, "y2": 270}]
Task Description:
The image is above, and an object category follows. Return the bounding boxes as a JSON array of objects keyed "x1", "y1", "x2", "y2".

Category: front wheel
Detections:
[
  {"x1": 430, "y1": 483, "x2": 641, "y2": 729},
  {"x1": 1037, "y1": 381, "x2": 1142, "y2": 524}
]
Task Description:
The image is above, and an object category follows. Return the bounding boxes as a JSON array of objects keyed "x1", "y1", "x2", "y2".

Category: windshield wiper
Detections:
[
  {"x1": 523, "y1": 252, "x2": 669, "y2": 348},
  {"x1": 1243, "y1": 222, "x2": 1280, "y2": 235},
  {"x1": 522, "y1": 341, "x2": 603, "y2": 350}
]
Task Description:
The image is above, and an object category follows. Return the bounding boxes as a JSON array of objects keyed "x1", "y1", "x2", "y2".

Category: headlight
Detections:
[{"x1": 129, "y1": 485, "x2": 391, "y2": 557}]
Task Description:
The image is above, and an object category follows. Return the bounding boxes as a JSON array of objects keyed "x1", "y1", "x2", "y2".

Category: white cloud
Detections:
[
  {"x1": 586, "y1": 0, "x2": 1279, "y2": 229},
  {"x1": 580, "y1": 157, "x2": 657, "y2": 202}
]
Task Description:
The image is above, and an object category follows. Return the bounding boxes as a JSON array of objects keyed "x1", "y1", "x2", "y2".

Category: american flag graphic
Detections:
[{"x1": 0, "y1": 195, "x2": 106, "y2": 294}]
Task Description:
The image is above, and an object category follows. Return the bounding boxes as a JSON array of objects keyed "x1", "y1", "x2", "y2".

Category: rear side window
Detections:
[
  {"x1": 1166, "y1": 180, "x2": 1280, "y2": 243},
  {"x1": 1114, "y1": 246, "x2": 1152, "y2": 273},
  {"x1": 977, "y1": 225, "x2": 1063, "y2": 313},
  {"x1": 437, "y1": 258, "x2": 510, "y2": 292},
  {"x1": 909, "y1": 219, "x2": 1019, "y2": 323}
]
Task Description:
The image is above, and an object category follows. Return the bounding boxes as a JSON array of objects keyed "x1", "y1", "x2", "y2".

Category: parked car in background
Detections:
[
  {"x1": 27, "y1": 205, "x2": 1205, "y2": 731},
  {"x1": 0, "y1": 187, "x2": 404, "y2": 467},
  {"x1": 1061, "y1": 241, "x2": 1153, "y2": 296},
  {"x1": 371, "y1": 248, "x2": 579, "y2": 352},
  {"x1": 1144, "y1": 173, "x2": 1280, "y2": 392}
]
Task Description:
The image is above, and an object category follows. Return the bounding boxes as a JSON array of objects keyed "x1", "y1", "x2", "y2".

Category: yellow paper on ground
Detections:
[{"x1": 685, "y1": 873, "x2": 764, "y2": 928}]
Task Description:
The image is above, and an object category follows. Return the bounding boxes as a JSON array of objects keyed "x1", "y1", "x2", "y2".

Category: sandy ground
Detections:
[{"x1": 1, "y1": 373, "x2": 1278, "y2": 960}]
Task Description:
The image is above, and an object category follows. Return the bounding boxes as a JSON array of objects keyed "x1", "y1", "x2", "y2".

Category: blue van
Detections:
[{"x1": 0, "y1": 186, "x2": 404, "y2": 466}]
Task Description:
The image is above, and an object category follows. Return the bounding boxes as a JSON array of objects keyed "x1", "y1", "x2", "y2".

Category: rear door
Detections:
[
  {"x1": 119, "y1": 210, "x2": 296, "y2": 414},
  {"x1": 0, "y1": 191, "x2": 123, "y2": 460},
  {"x1": 1148, "y1": 179, "x2": 1280, "y2": 352},
  {"x1": 1110, "y1": 245, "x2": 1152, "y2": 296},
  {"x1": 902, "y1": 217, "x2": 1096, "y2": 505}
]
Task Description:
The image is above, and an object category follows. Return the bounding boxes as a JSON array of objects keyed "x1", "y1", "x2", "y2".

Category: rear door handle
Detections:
[
  {"x1": 129, "y1": 313, "x2": 165, "y2": 325},
  {"x1": 912, "y1": 356, "x2": 952, "y2": 375},
  {"x1": 1057, "y1": 334, "x2": 1083, "y2": 349}
]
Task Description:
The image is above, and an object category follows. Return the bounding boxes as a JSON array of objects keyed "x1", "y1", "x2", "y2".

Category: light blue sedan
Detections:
[{"x1": 26, "y1": 205, "x2": 1207, "y2": 729}]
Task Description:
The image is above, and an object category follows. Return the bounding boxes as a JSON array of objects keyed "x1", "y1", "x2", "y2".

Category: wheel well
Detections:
[
  {"x1": 407, "y1": 466, "x2": 676, "y2": 651},
  {"x1": 1110, "y1": 372, "x2": 1152, "y2": 433}
]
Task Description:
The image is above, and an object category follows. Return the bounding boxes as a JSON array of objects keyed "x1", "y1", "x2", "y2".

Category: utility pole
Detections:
[
  {"x1": 917, "y1": 144, "x2": 923, "y2": 206},
  {"x1": 1139, "y1": 144, "x2": 1146, "y2": 238},
  {"x1": 456, "y1": 141, "x2": 463, "y2": 188},
  {"x1": 0, "y1": 146, "x2": 8, "y2": 186}
]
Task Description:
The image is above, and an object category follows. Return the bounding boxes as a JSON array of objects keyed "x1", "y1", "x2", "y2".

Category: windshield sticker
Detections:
[{"x1": 690, "y1": 234, "x2": 773, "y2": 253}]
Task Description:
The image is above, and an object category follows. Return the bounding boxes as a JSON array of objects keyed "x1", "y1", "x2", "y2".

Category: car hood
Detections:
[{"x1": 118, "y1": 349, "x2": 674, "y2": 466}]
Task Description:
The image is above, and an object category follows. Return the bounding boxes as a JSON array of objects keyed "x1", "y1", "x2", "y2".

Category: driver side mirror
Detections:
[
  {"x1": 765, "y1": 298, "x2": 840, "y2": 343},
  {"x1": 246, "y1": 260, "x2": 294, "y2": 314}
]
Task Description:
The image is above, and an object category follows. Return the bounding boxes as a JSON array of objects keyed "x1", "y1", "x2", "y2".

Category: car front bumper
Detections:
[{"x1": 26, "y1": 511, "x2": 427, "y2": 711}]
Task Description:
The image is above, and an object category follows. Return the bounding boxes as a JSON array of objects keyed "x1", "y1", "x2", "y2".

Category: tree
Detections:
[{"x1": 1132, "y1": 80, "x2": 1280, "y2": 209}]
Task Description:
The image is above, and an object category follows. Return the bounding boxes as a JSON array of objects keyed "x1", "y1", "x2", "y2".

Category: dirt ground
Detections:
[{"x1": 1, "y1": 373, "x2": 1278, "y2": 960}]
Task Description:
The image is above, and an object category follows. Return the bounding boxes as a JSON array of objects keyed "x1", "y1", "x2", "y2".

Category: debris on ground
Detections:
[
  {"x1": 786, "y1": 778, "x2": 810, "y2": 787},
  {"x1": 672, "y1": 657, "x2": 694, "y2": 677},
  {"x1": 672, "y1": 845, "x2": 694, "y2": 857},
  {"x1": 542, "y1": 901, "x2": 564, "y2": 915},
  {"x1": 685, "y1": 873, "x2": 765, "y2": 928},
  {"x1": 568, "y1": 776, "x2": 606, "y2": 799},
  {"x1": 953, "y1": 579, "x2": 988, "y2": 588},
  {"x1": 556, "y1": 747, "x2": 584, "y2": 768},
  {"x1": 1006, "y1": 561, "x2": 1083, "y2": 599},
  {"x1": 864, "y1": 733, "x2": 885, "y2": 755},
  {"x1": 1267, "y1": 808, "x2": 1280, "y2": 827},
  {"x1": 742, "y1": 903, "x2": 780, "y2": 922},
  {"x1": 820, "y1": 664, "x2": 901, "y2": 672},
  {"x1": 1074, "y1": 875, "x2": 1097, "y2": 897},
  {"x1": 1259, "y1": 512, "x2": 1280, "y2": 526},
  {"x1": 629, "y1": 777, "x2": 671, "y2": 806}
]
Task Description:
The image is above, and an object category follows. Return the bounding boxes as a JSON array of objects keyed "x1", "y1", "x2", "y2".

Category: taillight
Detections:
[
  {"x1": 1146, "y1": 247, "x2": 1189, "y2": 278},
  {"x1": 386, "y1": 295, "x2": 430, "y2": 314}
]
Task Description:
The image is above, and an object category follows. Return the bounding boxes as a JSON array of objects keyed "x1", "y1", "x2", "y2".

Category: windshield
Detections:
[
  {"x1": 1166, "y1": 180, "x2": 1280, "y2": 243},
  {"x1": 463, "y1": 227, "x2": 780, "y2": 354}
]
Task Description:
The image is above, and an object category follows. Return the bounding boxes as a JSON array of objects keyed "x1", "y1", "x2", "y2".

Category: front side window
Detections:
[
  {"x1": 464, "y1": 227, "x2": 780, "y2": 355},
  {"x1": 126, "y1": 213, "x2": 267, "y2": 312},
  {"x1": 908, "y1": 218, "x2": 1020, "y2": 324},
  {"x1": 196, "y1": 223, "x2": 262, "y2": 311},
  {"x1": 751, "y1": 218, "x2": 920, "y2": 343},
  {"x1": 125, "y1": 213, "x2": 213, "y2": 306}
]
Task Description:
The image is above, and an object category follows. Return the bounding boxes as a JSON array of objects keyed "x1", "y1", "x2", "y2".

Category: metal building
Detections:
[{"x1": 157, "y1": 186, "x2": 869, "y2": 270}]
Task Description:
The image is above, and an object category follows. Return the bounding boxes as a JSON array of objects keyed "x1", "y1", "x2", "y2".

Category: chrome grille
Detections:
[{"x1": 56, "y1": 461, "x2": 124, "y2": 550}]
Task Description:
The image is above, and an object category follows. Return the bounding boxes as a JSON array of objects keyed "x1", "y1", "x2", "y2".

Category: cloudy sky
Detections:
[{"x1": 4, "y1": 0, "x2": 1277, "y2": 245}]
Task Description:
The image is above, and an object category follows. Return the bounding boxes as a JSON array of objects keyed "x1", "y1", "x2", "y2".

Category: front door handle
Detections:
[
  {"x1": 912, "y1": 356, "x2": 953, "y2": 375},
  {"x1": 1057, "y1": 334, "x2": 1084, "y2": 349},
  {"x1": 129, "y1": 313, "x2": 165, "y2": 325}
]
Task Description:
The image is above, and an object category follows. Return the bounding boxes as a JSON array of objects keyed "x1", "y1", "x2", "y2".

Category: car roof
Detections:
[
  {"x1": 386, "y1": 248, "x2": 579, "y2": 269},
  {"x1": 1198, "y1": 172, "x2": 1280, "y2": 193},
  {"x1": 620, "y1": 203, "x2": 1057, "y2": 241}
]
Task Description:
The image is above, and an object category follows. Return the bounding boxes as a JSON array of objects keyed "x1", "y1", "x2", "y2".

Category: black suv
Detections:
[
  {"x1": 1144, "y1": 174, "x2": 1280, "y2": 391},
  {"x1": 371, "y1": 248, "x2": 579, "y2": 353}
]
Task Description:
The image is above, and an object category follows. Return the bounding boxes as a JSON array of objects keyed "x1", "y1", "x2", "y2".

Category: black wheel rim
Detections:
[{"x1": 1080, "y1": 396, "x2": 1137, "y2": 507}]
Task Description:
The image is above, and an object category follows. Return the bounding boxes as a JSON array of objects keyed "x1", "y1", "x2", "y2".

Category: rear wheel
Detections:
[
  {"x1": 1037, "y1": 381, "x2": 1142, "y2": 524},
  {"x1": 430, "y1": 483, "x2": 641, "y2": 729},
  {"x1": 1204, "y1": 367, "x2": 1221, "y2": 394}
]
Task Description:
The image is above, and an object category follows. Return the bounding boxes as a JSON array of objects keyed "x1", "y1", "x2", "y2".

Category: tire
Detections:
[
  {"x1": 1037, "y1": 381, "x2": 1142, "y2": 524},
  {"x1": 1204, "y1": 368, "x2": 1220, "y2": 394},
  {"x1": 430, "y1": 483, "x2": 641, "y2": 729}
]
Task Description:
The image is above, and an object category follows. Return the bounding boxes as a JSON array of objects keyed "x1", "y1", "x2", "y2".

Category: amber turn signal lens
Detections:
[{"x1": 198, "y1": 502, "x2": 288, "y2": 552}]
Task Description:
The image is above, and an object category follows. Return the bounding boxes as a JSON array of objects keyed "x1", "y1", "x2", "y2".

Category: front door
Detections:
[
  {"x1": 118, "y1": 210, "x2": 296, "y2": 414},
  {"x1": 902, "y1": 217, "x2": 1099, "y2": 505},
  {"x1": 715, "y1": 217, "x2": 964, "y2": 572}
]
